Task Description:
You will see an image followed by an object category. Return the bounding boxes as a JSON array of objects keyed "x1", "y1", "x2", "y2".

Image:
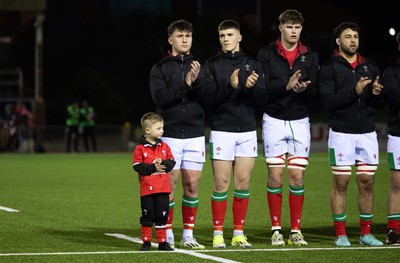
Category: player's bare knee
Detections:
[{"x1": 333, "y1": 179, "x2": 349, "y2": 192}]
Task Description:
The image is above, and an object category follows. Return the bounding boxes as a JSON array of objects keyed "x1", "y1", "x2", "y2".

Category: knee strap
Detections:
[
  {"x1": 287, "y1": 156, "x2": 308, "y2": 170},
  {"x1": 356, "y1": 161, "x2": 377, "y2": 175},
  {"x1": 332, "y1": 165, "x2": 352, "y2": 176},
  {"x1": 265, "y1": 154, "x2": 285, "y2": 168}
]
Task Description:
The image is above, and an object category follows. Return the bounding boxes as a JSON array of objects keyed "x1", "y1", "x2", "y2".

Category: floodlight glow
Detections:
[{"x1": 389, "y1": 28, "x2": 396, "y2": 36}]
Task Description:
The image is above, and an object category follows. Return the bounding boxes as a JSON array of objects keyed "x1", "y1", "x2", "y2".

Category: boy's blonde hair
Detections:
[{"x1": 140, "y1": 112, "x2": 163, "y2": 132}]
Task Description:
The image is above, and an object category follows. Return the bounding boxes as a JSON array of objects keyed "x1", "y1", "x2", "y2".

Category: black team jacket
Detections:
[
  {"x1": 201, "y1": 50, "x2": 266, "y2": 132},
  {"x1": 149, "y1": 52, "x2": 206, "y2": 139},
  {"x1": 318, "y1": 51, "x2": 382, "y2": 134},
  {"x1": 382, "y1": 57, "x2": 400, "y2": 136},
  {"x1": 256, "y1": 39, "x2": 319, "y2": 120}
]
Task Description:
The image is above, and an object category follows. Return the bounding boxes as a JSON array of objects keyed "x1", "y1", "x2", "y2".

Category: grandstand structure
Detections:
[{"x1": 0, "y1": 1, "x2": 46, "y2": 152}]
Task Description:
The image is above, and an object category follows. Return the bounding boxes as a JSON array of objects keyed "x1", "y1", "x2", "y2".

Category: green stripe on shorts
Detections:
[
  {"x1": 329, "y1": 148, "x2": 336, "y2": 166},
  {"x1": 388, "y1": 152, "x2": 395, "y2": 170}
]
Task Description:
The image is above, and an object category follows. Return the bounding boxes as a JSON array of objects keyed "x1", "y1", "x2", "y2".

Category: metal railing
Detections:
[{"x1": 0, "y1": 124, "x2": 131, "y2": 153}]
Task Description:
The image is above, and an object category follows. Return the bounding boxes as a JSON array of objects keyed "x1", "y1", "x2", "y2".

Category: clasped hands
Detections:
[
  {"x1": 154, "y1": 158, "x2": 166, "y2": 173},
  {"x1": 355, "y1": 76, "x2": 383, "y2": 95},
  {"x1": 230, "y1": 69, "x2": 259, "y2": 89},
  {"x1": 286, "y1": 70, "x2": 311, "y2": 93}
]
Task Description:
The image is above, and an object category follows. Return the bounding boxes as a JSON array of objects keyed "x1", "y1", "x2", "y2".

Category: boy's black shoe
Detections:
[
  {"x1": 158, "y1": 241, "x2": 174, "y2": 251},
  {"x1": 140, "y1": 241, "x2": 151, "y2": 251},
  {"x1": 386, "y1": 230, "x2": 400, "y2": 245}
]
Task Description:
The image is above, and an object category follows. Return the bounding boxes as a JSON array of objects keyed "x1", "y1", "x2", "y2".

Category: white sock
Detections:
[
  {"x1": 182, "y1": 229, "x2": 193, "y2": 238},
  {"x1": 166, "y1": 229, "x2": 174, "y2": 239},
  {"x1": 213, "y1": 230, "x2": 223, "y2": 237},
  {"x1": 233, "y1": 230, "x2": 243, "y2": 237},
  {"x1": 271, "y1": 226, "x2": 282, "y2": 231}
]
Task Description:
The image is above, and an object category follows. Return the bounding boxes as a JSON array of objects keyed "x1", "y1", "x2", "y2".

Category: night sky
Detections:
[{"x1": 4, "y1": 0, "x2": 399, "y2": 125}]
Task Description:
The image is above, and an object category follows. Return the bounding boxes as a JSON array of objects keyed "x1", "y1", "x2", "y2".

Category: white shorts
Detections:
[
  {"x1": 387, "y1": 135, "x2": 400, "y2": 170},
  {"x1": 209, "y1": 130, "x2": 258, "y2": 161},
  {"x1": 328, "y1": 129, "x2": 379, "y2": 166},
  {"x1": 162, "y1": 136, "x2": 205, "y2": 171},
  {"x1": 262, "y1": 113, "x2": 310, "y2": 158}
]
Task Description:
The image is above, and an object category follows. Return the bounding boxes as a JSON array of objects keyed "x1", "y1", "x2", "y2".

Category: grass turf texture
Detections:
[{"x1": 0, "y1": 152, "x2": 398, "y2": 262}]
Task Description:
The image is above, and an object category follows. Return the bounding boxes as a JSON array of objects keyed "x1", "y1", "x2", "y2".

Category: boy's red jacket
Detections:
[{"x1": 132, "y1": 136, "x2": 175, "y2": 197}]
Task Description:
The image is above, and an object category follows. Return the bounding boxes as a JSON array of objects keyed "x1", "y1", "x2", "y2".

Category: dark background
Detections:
[{"x1": 1, "y1": 0, "x2": 398, "y2": 125}]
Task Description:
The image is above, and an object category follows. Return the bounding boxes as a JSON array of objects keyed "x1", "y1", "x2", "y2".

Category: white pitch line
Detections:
[
  {"x1": 1, "y1": 244, "x2": 399, "y2": 257},
  {"x1": 0, "y1": 205, "x2": 20, "y2": 212},
  {"x1": 197, "y1": 246, "x2": 400, "y2": 252},
  {"x1": 105, "y1": 233, "x2": 242, "y2": 263}
]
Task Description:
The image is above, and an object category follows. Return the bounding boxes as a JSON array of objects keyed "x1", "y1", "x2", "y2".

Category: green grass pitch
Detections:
[{"x1": 0, "y1": 152, "x2": 399, "y2": 262}]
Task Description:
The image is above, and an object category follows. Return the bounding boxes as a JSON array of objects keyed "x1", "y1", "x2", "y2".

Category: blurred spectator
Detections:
[
  {"x1": 15, "y1": 101, "x2": 35, "y2": 153},
  {"x1": 80, "y1": 100, "x2": 97, "y2": 152},
  {"x1": 1, "y1": 102, "x2": 18, "y2": 152},
  {"x1": 65, "y1": 100, "x2": 80, "y2": 153}
]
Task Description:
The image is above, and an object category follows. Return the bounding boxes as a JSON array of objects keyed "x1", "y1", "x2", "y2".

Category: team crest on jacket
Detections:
[
  {"x1": 245, "y1": 64, "x2": 250, "y2": 71},
  {"x1": 363, "y1": 65, "x2": 369, "y2": 72},
  {"x1": 300, "y1": 55, "x2": 306, "y2": 62}
]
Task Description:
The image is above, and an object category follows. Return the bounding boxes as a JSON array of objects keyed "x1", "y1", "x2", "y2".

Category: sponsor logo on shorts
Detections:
[
  {"x1": 216, "y1": 146, "x2": 222, "y2": 155},
  {"x1": 265, "y1": 145, "x2": 270, "y2": 153}
]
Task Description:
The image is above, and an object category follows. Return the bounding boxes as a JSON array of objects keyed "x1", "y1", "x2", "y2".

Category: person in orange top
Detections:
[{"x1": 132, "y1": 112, "x2": 176, "y2": 251}]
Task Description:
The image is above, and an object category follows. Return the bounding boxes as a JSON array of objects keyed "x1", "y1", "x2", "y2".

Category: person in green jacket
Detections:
[
  {"x1": 80, "y1": 100, "x2": 97, "y2": 152},
  {"x1": 66, "y1": 100, "x2": 80, "y2": 153}
]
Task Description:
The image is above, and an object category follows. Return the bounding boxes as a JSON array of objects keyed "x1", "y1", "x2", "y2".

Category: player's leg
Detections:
[
  {"x1": 178, "y1": 136, "x2": 205, "y2": 249},
  {"x1": 209, "y1": 131, "x2": 235, "y2": 248},
  {"x1": 160, "y1": 137, "x2": 183, "y2": 249},
  {"x1": 262, "y1": 113, "x2": 286, "y2": 245},
  {"x1": 328, "y1": 129, "x2": 354, "y2": 247},
  {"x1": 231, "y1": 157, "x2": 254, "y2": 248},
  {"x1": 286, "y1": 118, "x2": 310, "y2": 246},
  {"x1": 230, "y1": 130, "x2": 257, "y2": 248},
  {"x1": 356, "y1": 132, "x2": 382, "y2": 246},
  {"x1": 386, "y1": 135, "x2": 400, "y2": 245}
]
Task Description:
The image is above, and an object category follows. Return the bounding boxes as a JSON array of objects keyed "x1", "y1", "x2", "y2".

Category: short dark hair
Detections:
[
  {"x1": 140, "y1": 112, "x2": 163, "y2": 132},
  {"x1": 218, "y1": 20, "x2": 240, "y2": 32},
  {"x1": 333, "y1": 21, "x2": 360, "y2": 39},
  {"x1": 279, "y1": 9, "x2": 304, "y2": 25},
  {"x1": 167, "y1": 19, "x2": 193, "y2": 36}
]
